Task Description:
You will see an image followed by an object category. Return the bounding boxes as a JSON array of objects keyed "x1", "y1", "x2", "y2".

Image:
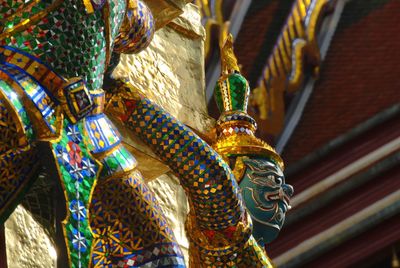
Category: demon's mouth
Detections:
[
  {"x1": 264, "y1": 188, "x2": 291, "y2": 209},
  {"x1": 244, "y1": 187, "x2": 290, "y2": 214}
]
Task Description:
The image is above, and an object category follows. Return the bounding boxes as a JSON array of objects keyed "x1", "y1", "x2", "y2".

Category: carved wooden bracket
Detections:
[{"x1": 251, "y1": 0, "x2": 331, "y2": 137}]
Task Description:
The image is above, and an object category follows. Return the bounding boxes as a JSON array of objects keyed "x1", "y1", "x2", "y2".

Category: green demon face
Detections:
[{"x1": 239, "y1": 157, "x2": 293, "y2": 246}]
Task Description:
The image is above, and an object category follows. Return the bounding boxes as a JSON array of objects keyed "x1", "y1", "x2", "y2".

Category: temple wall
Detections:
[{"x1": 4, "y1": 3, "x2": 208, "y2": 267}]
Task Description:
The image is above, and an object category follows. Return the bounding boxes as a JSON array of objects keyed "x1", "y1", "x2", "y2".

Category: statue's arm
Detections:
[
  {"x1": 107, "y1": 85, "x2": 244, "y2": 230},
  {"x1": 105, "y1": 86, "x2": 272, "y2": 267}
]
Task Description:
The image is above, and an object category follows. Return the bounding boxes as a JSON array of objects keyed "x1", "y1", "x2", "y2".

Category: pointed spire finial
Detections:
[
  {"x1": 212, "y1": 33, "x2": 284, "y2": 173},
  {"x1": 220, "y1": 34, "x2": 240, "y2": 76}
]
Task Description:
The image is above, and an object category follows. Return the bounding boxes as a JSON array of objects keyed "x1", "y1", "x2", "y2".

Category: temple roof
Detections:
[
  {"x1": 203, "y1": 1, "x2": 400, "y2": 264},
  {"x1": 265, "y1": 1, "x2": 400, "y2": 266},
  {"x1": 235, "y1": 0, "x2": 294, "y2": 88},
  {"x1": 282, "y1": 0, "x2": 400, "y2": 165}
]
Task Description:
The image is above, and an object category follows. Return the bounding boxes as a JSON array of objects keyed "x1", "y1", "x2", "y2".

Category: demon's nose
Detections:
[{"x1": 282, "y1": 184, "x2": 294, "y2": 197}]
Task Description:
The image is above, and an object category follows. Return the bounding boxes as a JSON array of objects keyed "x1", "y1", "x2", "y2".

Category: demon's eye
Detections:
[{"x1": 267, "y1": 174, "x2": 282, "y2": 185}]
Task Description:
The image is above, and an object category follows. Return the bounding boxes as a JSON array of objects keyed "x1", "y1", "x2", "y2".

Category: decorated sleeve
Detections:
[{"x1": 113, "y1": 92, "x2": 245, "y2": 231}]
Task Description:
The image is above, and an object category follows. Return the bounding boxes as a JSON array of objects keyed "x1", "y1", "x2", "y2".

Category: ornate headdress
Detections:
[{"x1": 212, "y1": 34, "x2": 284, "y2": 173}]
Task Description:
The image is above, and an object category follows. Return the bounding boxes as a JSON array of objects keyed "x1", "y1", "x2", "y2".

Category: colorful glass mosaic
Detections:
[
  {"x1": 90, "y1": 169, "x2": 185, "y2": 267},
  {"x1": 113, "y1": 0, "x2": 155, "y2": 54},
  {"x1": 106, "y1": 82, "x2": 274, "y2": 266},
  {"x1": 0, "y1": 1, "x2": 184, "y2": 267}
]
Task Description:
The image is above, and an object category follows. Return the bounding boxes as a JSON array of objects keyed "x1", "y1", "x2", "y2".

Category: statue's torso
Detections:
[
  {"x1": 0, "y1": 0, "x2": 127, "y2": 90},
  {"x1": 0, "y1": 3, "x2": 189, "y2": 267}
]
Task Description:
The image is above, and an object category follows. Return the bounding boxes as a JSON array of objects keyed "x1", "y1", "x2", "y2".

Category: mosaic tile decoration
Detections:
[
  {"x1": 107, "y1": 87, "x2": 272, "y2": 266},
  {"x1": 122, "y1": 96, "x2": 245, "y2": 230},
  {"x1": 0, "y1": 1, "x2": 185, "y2": 267},
  {"x1": 0, "y1": 55, "x2": 41, "y2": 224},
  {"x1": 113, "y1": 0, "x2": 155, "y2": 54},
  {"x1": 52, "y1": 118, "x2": 100, "y2": 267},
  {"x1": 90, "y1": 169, "x2": 185, "y2": 267}
]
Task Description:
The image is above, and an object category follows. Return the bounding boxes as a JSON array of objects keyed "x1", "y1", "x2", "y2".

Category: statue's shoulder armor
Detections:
[
  {"x1": 0, "y1": 76, "x2": 34, "y2": 146},
  {"x1": 0, "y1": 46, "x2": 60, "y2": 139}
]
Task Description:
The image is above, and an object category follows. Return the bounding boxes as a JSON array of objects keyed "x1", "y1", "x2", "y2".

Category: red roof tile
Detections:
[
  {"x1": 268, "y1": 164, "x2": 400, "y2": 257},
  {"x1": 235, "y1": 2, "x2": 279, "y2": 79},
  {"x1": 282, "y1": 0, "x2": 400, "y2": 165},
  {"x1": 306, "y1": 214, "x2": 400, "y2": 268}
]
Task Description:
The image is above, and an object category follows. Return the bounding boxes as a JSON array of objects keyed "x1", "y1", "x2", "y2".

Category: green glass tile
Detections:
[{"x1": 214, "y1": 83, "x2": 224, "y2": 112}]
